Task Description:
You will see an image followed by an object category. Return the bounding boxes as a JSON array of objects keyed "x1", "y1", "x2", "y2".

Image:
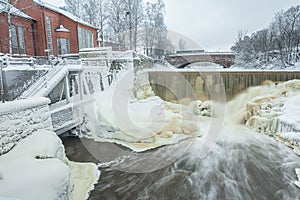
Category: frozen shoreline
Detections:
[{"x1": 0, "y1": 130, "x2": 99, "y2": 200}]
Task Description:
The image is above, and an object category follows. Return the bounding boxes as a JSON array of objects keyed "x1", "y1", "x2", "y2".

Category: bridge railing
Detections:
[
  {"x1": 49, "y1": 96, "x2": 94, "y2": 135},
  {"x1": 0, "y1": 54, "x2": 35, "y2": 68},
  {"x1": 19, "y1": 60, "x2": 68, "y2": 98}
]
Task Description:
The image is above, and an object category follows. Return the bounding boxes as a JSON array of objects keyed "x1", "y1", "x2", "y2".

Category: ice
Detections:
[
  {"x1": 68, "y1": 160, "x2": 100, "y2": 200},
  {"x1": 279, "y1": 94, "x2": 300, "y2": 132},
  {"x1": 84, "y1": 69, "x2": 203, "y2": 151}
]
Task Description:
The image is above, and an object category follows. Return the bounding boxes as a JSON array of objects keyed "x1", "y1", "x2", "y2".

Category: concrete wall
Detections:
[
  {"x1": 0, "y1": 97, "x2": 53, "y2": 155},
  {"x1": 148, "y1": 71, "x2": 300, "y2": 102}
]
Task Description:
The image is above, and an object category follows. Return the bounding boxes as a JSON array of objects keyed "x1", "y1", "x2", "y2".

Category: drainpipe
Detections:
[
  {"x1": 31, "y1": 20, "x2": 37, "y2": 56},
  {"x1": 75, "y1": 22, "x2": 80, "y2": 53},
  {"x1": 41, "y1": 5, "x2": 47, "y2": 56},
  {"x1": 0, "y1": 58, "x2": 4, "y2": 102}
]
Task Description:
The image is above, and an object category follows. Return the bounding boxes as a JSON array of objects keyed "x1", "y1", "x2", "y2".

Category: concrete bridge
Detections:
[{"x1": 165, "y1": 52, "x2": 235, "y2": 68}]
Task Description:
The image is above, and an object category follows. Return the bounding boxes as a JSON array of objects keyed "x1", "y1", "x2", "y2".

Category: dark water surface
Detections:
[{"x1": 60, "y1": 126, "x2": 300, "y2": 200}]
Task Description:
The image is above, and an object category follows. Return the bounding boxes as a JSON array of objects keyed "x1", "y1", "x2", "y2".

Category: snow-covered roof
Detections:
[
  {"x1": 55, "y1": 24, "x2": 70, "y2": 32},
  {"x1": 33, "y1": 0, "x2": 97, "y2": 29},
  {"x1": 0, "y1": 2, "x2": 35, "y2": 20}
]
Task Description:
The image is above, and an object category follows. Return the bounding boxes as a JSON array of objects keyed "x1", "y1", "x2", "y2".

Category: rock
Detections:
[{"x1": 199, "y1": 101, "x2": 213, "y2": 117}]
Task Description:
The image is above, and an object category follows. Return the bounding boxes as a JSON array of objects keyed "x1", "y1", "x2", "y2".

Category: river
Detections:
[{"x1": 61, "y1": 123, "x2": 300, "y2": 200}]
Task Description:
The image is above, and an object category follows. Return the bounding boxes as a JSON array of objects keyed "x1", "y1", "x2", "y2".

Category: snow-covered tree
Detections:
[
  {"x1": 231, "y1": 5, "x2": 300, "y2": 68},
  {"x1": 64, "y1": 0, "x2": 171, "y2": 57}
]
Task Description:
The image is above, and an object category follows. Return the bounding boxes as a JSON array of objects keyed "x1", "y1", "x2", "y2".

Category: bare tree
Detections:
[
  {"x1": 232, "y1": 5, "x2": 300, "y2": 68},
  {"x1": 178, "y1": 38, "x2": 187, "y2": 50}
]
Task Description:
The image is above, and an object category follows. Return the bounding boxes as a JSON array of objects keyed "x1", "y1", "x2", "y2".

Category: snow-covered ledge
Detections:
[{"x1": 0, "y1": 97, "x2": 53, "y2": 155}]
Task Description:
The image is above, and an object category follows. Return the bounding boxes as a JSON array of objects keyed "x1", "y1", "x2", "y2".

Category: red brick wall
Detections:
[
  {"x1": 0, "y1": 13, "x2": 9, "y2": 54},
  {"x1": 44, "y1": 9, "x2": 76, "y2": 55},
  {"x1": 11, "y1": 0, "x2": 98, "y2": 56},
  {"x1": 11, "y1": 16, "x2": 35, "y2": 56},
  {"x1": 0, "y1": 12, "x2": 35, "y2": 56},
  {"x1": 13, "y1": 0, "x2": 47, "y2": 56}
]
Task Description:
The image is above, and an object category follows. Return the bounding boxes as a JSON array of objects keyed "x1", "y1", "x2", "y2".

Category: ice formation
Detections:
[
  {"x1": 239, "y1": 80, "x2": 300, "y2": 153},
  {"x1": 228, "y1": 79, "x2": 300, "y2": 188},
  {"x1": 68, "y1": 160, "x2": 100, "y2": 200},
  {"x1": 84, "y1": 69, "x2": 206, "y2": 152}
]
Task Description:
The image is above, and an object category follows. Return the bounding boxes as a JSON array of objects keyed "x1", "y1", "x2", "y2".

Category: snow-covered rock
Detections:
[
  {"x1": 0, "y1": 130, "x2": 70, "y2": 200},
  {"x1": 0, "y1": 129, "x2": 100, "y2": 200}
]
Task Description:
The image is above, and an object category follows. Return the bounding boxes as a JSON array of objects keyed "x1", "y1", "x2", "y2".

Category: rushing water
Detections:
[
  {"x1": 60, "y1": 72, "x2": 300, "y2": 200},
  {"x1": 61, "y1": 123, "x2": 300, "y2": 200}
]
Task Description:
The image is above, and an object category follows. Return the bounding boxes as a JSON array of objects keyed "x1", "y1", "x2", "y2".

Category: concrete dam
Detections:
[{"x1": 146, "y1": 70, "x2": 300, "y2": 102}]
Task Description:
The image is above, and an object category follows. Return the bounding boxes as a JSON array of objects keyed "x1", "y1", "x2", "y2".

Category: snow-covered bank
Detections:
[
  {"x1": 0, "y1": 129, "x2": 100, "y2": 200},
  {"x1": 0, "y1": 130, "x2": 70, "y2": 200}
]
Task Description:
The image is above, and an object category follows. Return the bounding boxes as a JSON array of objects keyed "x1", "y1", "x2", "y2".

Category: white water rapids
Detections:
[{"x1": 80, "y1": 70, "x2": 300, "y2": 199}]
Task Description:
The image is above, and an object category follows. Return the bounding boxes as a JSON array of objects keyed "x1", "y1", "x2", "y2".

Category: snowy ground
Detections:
[{"x1": 0, "y1": 130, "x2": 99, "y2": 200}]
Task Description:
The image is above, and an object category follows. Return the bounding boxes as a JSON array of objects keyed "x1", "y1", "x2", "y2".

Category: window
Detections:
[
  {"x1": 78, "y1": 27, "x2": 93, "y2": 49},
  {"x1": 10, "y1": 26, "x2": 27, "y2": 55},
  {"x1": 11, "y1": 26, "x2": 19, "y2": 54},
  {"x1": 18, "y1": 26, "x2": 26, "y2": 55},
  {"x1": 45, "y1": 16, "x2": 53, "y2": 55},
  {"x1": 57, "y1": 38, "x2": 70, "y2": 55}
]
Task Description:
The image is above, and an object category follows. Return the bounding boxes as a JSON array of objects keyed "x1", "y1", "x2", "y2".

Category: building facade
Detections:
[{"x1": 0, "y1": 0, "x2": 98, "y2": 57}]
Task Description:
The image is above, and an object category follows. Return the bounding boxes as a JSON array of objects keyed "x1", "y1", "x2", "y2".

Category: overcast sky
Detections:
[{"x1": 47, "y1": 0, "x2": 299, "y2": 51}]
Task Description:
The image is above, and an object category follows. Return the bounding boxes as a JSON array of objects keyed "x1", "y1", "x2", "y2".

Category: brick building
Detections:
[{"x1": 0, "y1": 0, "x2": 98, "y2": 57}]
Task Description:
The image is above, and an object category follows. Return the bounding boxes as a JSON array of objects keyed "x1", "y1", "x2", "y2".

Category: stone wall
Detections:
[{"x1": 0, "y1": 97, "x2": 53, "y2": 155}]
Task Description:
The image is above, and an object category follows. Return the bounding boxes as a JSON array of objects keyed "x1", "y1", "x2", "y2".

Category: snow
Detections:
[
  {"x1": 0, "y1": 2, "x2": 34, "y2": 20},
  {"x1": 0, "y1": 129, "x2": 100, "y2": 200},
  {"x1": 0, "y1": 130, "x2": 70, "y2": 200},
  {"x1": 84, "y1": 69, "x2": 203, "y2": 152},
  {"x1": 0, "y1": 97, "x2": 50, "y2": 114},
  {"x1": 55, "y1": 25, "x2": 70, "y2": 32},
  {"x1": 279, "y1": 94, "x2": 300, "y2": 132},
  {"x1": 33, "y1": 0, "x2": 96, "y2": 29},
  {"x1": 295, "y1": 168, "x2": 300, "y2": 188}
]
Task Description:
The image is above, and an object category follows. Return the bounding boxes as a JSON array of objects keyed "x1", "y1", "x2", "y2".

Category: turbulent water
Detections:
[
  {"x1": 62, "y1": 124, "x2": 300, "y2": 200},
  {"x1": 62, "y1": 71, "x2": 300, "y2": 199}
]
